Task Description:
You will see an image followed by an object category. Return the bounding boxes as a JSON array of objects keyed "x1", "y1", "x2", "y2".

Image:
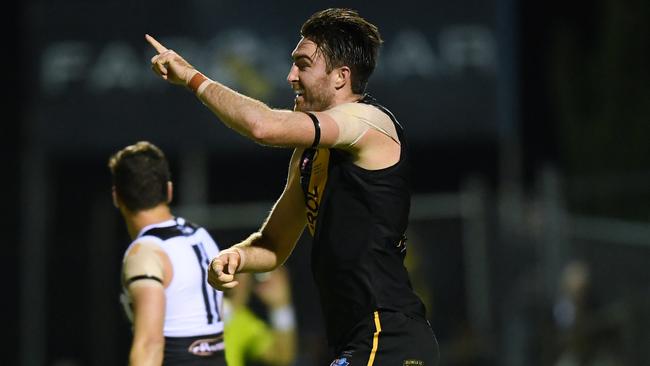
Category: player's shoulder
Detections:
[
  {"x1": 124, "y1": 238, "x2": 165, "y2": 258},
  {"x1": 326, "y1": 101, "x2": 392, "y2": 128},
  {"x1": 138, "y1": 217, "x2": 200, "y2": 241},
  {"x1": 326, "y1": 99, "x2": 398, "y2": 139},
  {"x1": 326, "y1": 100, "x2": 381, "y2": 116}
]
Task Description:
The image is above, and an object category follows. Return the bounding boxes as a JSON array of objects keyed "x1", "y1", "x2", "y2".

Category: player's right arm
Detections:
[{"x1": 208, "y1": 149, "x2": 306, "y2": 290}]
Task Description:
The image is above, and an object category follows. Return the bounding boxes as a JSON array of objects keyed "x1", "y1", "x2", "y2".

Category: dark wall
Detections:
[
  {"x1": 12, "y1": 0, "x2": 650, "y2": 365},
  {"x1": 24, "y1": 0, "x2": 499, "y2": 153}
]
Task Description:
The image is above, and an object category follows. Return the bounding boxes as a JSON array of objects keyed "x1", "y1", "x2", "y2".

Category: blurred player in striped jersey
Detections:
[{"x1": 109, "y1": 141, "x2": 226, "y2": 366}]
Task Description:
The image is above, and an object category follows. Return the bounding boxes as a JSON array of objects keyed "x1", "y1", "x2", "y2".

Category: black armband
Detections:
[
  {"x1": 305, "y1": 112, "x2": 321, "y2": 148},
  {"x1": 125, "y1": 274, "x2": 163, "y2": 286}
]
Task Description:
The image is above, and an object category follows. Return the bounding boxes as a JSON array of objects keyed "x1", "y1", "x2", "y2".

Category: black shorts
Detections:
[
  {"x1": 328, "y1": 311, "x2": 439, "y2": 366},
  {"x1": 163, "y1": 333, "x2": 226, "y2": 366}
]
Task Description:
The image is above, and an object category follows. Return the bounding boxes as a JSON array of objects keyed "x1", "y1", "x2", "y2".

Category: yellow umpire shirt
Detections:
[{"x1": 224, "y1": 306, "x2": 274, "y2": 366}]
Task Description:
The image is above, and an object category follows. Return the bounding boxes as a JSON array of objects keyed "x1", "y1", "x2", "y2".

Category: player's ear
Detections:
[
  {"x1": 111, "y1": 186, "x2": 120, "y2": 208},
  {"x1": 334, "y1": 66, "x2": 351, "y2": 90},
  {"x1": 167, "y1": 181, "x2": 173, "y2": 203}
]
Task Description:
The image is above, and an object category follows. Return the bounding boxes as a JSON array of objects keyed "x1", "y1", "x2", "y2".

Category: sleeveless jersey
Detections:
[
  {"x1": 120, "y1": 217, "x2": 224, "y2": 338},
  {"x1": 299, "y1": 94, "x2": 427, "y2": 348}
]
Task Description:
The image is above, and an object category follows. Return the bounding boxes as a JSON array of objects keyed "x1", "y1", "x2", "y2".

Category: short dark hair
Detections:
[
  {"x1": 301, "y1": 8, "x2": 383, "y2": 94},
  {"x1": 108, "y1": 141, "x2": 170, "y2": 212}
]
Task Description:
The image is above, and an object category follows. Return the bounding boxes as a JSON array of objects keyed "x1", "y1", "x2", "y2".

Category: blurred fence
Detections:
[
  {"x1": 19, "y1": 160, "x2": 649, "y2": 366},
  {"x1": 174, "y1": 171, "x2": 650, "y2": 366}
]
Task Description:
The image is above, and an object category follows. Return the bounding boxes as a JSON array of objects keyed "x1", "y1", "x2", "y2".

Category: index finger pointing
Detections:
[{"x1": 145, "y1": 34, "x2": 168, "y2": 54}]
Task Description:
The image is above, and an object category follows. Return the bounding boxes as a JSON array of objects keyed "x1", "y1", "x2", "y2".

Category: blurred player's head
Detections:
[
  {"x1": 288, "y1": 8, "x2": 382, "y2": 111},
  {"x1": 108, "y1": 141, "x2": 171, "y2": 212}
]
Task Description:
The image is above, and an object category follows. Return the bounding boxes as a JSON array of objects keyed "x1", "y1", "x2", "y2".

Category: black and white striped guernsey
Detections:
[{"x1": 120, "y1": 217, "x2": 224, "y2": 338}]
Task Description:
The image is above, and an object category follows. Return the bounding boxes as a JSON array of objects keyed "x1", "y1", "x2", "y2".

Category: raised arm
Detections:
[
  {"x1": 145, "y1": 34, "x2": 338, "y2": 148},
  {"x1": 207, "y1": 149, "x2": 306, "y2": 290}
]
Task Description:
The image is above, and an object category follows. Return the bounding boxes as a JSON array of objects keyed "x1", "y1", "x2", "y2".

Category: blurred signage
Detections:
[{"x1": 27, "y1": 0, "x2": 498, "y2": 151}]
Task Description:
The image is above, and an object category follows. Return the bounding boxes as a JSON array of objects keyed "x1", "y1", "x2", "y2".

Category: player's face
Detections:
[{"x1": 287, "y1": 37, "x2": 336, "y2": 112}]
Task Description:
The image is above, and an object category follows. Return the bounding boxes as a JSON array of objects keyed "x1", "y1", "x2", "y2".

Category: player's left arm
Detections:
[
  {"x1": 208, "y1": 149, "x2": 306, "y2": 290},
  {"x1": 129, "y1": 283, "x2": 165, "y2": 366},
  {"x1": 124, "y1": 242, "x2": 170, "y2": 366}
]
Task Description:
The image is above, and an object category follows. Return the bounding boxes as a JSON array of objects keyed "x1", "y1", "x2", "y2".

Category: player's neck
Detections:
[
  {"x1": 124, "y1": 204, "x2": 174, "y2": 240},
  {"x1": 333, "y1": 91, "x2": 363, "y2": 108}
]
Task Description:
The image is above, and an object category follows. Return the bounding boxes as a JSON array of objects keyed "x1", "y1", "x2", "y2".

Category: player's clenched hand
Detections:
[
  {"x1": 207, "y1": 249, "x2": 242, "y2": 290},
  {"x1": 145, "y1": 34, "x2": 197, "y2": 86}
]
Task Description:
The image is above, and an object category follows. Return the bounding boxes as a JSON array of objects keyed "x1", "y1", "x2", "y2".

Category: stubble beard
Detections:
[{"x1": 293, "y1": 79, "x2": 335, "y2": 112}]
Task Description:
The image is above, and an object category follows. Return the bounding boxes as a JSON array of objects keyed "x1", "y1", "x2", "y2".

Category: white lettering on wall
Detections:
[
  {"x1": 39, "y1": 25, "x2": 496, "y2": 96},
  {"x1": 439, "y1": 25, "x2": 496, "y2": 74},
  {"x1": 41, "y1": 41, "x2": 91, "y2": 94},
  {"x1": 88, "y1": 42, "x2": 142, "y2": 91},
  {"x1": 383, "y1": 29, "x2": 439, "y2": 78}
]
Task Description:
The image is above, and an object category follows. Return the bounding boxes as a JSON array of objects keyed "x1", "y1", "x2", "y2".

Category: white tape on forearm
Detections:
[
  {"x1": 196, "y1": 79, "x2": 212, "y2": 97},
  {"x1": 270, "y1": 305, "x2": 296, "y2": 331}
]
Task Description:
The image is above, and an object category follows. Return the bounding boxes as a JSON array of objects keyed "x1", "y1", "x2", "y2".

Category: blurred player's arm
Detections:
[
  {"x1": 124, "y1": 243, "x2": 171, "y2": 366},
  {"x1": 254, "y1": 267, "x2": 297, "y2": 366},
  {"x1": 208, "y1": 149, "x2": 306, "y2": 290},
  {"x1": 146, "y1": 34, "x2": 340, "y2": 149}
]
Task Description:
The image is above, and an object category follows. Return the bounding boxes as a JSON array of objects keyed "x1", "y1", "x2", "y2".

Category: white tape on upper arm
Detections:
[
  {"x1": 323, "y1": 103, "x2": 399, "y2": 147},
  {"x1": 123, "y1": 241, "x2": 165, "y2": 286}
]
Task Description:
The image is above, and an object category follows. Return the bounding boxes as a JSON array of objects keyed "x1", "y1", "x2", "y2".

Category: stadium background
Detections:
[{"x1": 4, "y1": 0, "x2": 649, "y2": 365}]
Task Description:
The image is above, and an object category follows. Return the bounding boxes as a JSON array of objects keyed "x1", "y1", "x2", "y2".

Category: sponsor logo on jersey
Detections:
[
  {"x1": 303, "y1": 148, "x2": 330, "y2": 236},
  {"x1": 187, "y1": 337, "x2": 224, "y2": 356},
  {"x1": 330, "y1": 357, "x2": 350, "y2": 366},
  {"x1": 341, "y1": 350, "x2": 354, "y2": 358},
  {"x1": 403, "y1": 359, "x2": 424, "y2": 366}
]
